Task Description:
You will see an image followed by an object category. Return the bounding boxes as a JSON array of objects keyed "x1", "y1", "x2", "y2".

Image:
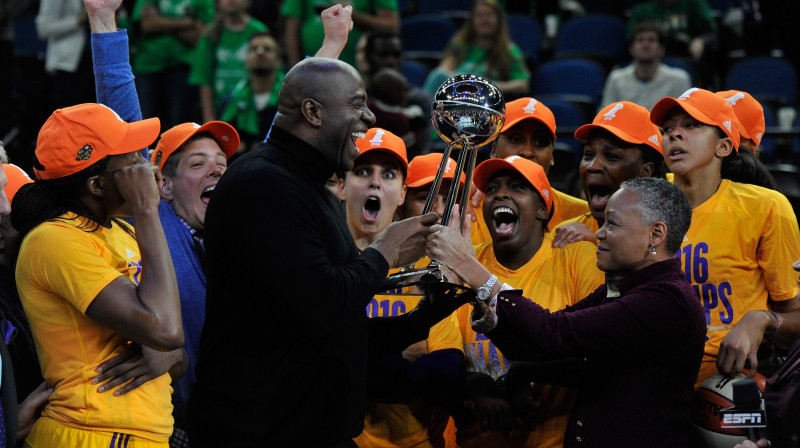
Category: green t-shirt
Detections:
[
  {"x1": 131, "y1": 0, "x2": 215, "y2": 74},
  {"x1": 279, "y1": 0, "x2": 398, "y2": 66},
  {"x1": 188, "y1": 18, "x2": 268, "y2": 107},
  {"x1": 219, "y1": 71, "x2": 285, "y2": 138},
  {"x1": 457, "y1": 43, "x2": 531, "y2": 81},
  {"x1": 422, "y1": 42, "x2": 530, "y2": 109}
]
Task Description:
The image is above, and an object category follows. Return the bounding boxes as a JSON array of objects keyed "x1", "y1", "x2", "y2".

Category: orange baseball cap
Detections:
[
  {"x1": 473, "y1": 155, "x2": 553, "y2": 213},
  {"x1": 2, "y1": 163, "x2": 33, "y2": 204},
  {"x1": 650, "y1": 88, "x2": 740, "y2": 151},
  {"x1": 34, "y1": 103, "x2": 160, "y2": 180},
  {"x1": 716, "y1": 90, "x2": 764, "y2": 150},
  {"x1": 500, "y1": 97, "x2": 557, "y2": 141},
  {"x1": 152, "y1": 121, "x2": 240, "y2": 170},
  {"x1": 405, "y1": 152, "x2": 466, "y2": 188},
  {"x1": 575, "y1": 101, "x2": 663, "y2": 156},
  {"x1": 354, "y1": 128, "x2": 408, "y2": 174}
]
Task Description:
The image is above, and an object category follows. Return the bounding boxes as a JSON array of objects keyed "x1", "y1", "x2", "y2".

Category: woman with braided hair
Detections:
[{"x1": 9, "y1": 103, "x2": 185, "y2": 447}]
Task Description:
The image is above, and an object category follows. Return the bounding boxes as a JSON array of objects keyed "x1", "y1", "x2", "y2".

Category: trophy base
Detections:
[
  {"x1": 378, "y1": 267, "x2": 444, "y2": 292},
  {"x1": 378, "y1": 267, "x2": 478, "y2": 309},
  {"x1": 417, "y1": 279, "x2": 478, "y2": 317},
  {"x1": 418, "y1": 278, "x2": 476, "y2": 302}
]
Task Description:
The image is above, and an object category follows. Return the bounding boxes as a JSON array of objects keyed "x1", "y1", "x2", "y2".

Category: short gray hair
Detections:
[{"x1": 620, "y1": 177, "x2": 692, "y2": 254}]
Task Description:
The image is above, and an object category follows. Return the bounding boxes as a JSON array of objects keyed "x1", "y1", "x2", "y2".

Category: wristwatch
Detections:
[{"x1": 476, "y1": 274, "x2": 498, "y2": 302}]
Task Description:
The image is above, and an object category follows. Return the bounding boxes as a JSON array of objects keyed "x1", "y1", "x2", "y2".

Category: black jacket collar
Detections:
[{"x1": 267, "y1": 126, "x2": 332, "y2": 187}]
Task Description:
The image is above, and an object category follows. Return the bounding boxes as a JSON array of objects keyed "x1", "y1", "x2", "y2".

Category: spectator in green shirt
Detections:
[
  {"x1": 281, "y1": 0, "x2": 399, "y2": 68},
  {"x1": 189, "y1": 0, "x2": 268, "y2": 124},
  {"x1": 627, "y1": 0, "x2": 717, "y2": 63},
  {"x1": 627, "y1": 0, "x2": 718, "y2": 88},
  {"x1": 422, "y1": 0, "x2": 530, "y2": 99},
  {"x1": 218, "y1": 31, "x2": 284, "y2": 156},
  {"x1": 131, "y1": 0, "x2": 214, "y2": 129}
]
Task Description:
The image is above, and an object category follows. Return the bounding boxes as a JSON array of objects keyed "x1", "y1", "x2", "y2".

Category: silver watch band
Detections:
[{"x1": 478, "y1": 274, "x2": 498, "y2": 300}]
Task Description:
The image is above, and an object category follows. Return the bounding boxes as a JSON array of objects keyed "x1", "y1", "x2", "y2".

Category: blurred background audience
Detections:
[{"x1": 0, "y1": 0, "x2": 798, "y2": 215}]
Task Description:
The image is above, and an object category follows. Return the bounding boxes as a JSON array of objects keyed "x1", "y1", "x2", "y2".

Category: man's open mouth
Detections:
[{"x1": 201, "y1": 185, "x2": 215, "y2": 205}]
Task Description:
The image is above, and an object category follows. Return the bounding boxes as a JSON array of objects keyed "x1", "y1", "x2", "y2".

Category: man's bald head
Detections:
[
  {"x1": 272, "y1": 57, "x2": 376, "y2": 173},
  {"x1": 276, "y1": 57, "x2": 362, "y2": 119}
]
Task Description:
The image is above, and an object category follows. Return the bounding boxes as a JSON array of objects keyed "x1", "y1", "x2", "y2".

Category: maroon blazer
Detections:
[{"x1": 486, "y1": 258, "x2": 706, "y2": 448}]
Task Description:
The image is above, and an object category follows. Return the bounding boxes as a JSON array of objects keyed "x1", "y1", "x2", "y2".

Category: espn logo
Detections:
[{"x1": 719, "y1": 410, "x2": 767, "y2": 428}]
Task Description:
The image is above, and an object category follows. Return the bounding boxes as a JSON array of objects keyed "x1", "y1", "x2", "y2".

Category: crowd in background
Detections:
[{"x1": 2, "y1": 0, "x2": 800, "y2": 182}]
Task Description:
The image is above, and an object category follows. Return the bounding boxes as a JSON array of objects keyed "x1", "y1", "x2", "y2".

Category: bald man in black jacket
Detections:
[{"x1": 188, "y1": 56, "x2": 467, "y2": 447}]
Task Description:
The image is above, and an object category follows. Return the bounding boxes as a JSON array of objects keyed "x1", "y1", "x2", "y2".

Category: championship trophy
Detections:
[{"x1": 379, "y1": 73, "x2": 505, "y2": 293}]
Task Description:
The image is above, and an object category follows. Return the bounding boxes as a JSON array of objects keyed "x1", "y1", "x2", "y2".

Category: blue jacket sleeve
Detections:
[{"x1": 91, "y1": 29, "x2": 148, "y2": 157}]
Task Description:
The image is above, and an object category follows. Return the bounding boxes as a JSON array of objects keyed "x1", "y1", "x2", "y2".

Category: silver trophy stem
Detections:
[
  {"x1": 458, "y1": 143, "x2": 479, "y2": 233},
  {"x1": 377, "y1": 73, "x2": 505, "y2": 293},
  {"x1": 422, "y1": 142, "x2": 455, "y2": 216},
  {"x1": 440, "y1": 140, "x2": 467, "y2": 226}
]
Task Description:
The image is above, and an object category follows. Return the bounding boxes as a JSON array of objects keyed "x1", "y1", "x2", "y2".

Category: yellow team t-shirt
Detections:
[
  {"x1": 461, "y1": 234, "x2": 604, "y2": 448},
  {"x1": 16, "y1": 214, "x2": 173, "y2": 442},
  {"x1": 471, "y1": 188, "x2": 589, "y2": 246},
  {"x1": 552, "y1": 188, "x2": 591, "y2": 228},
  {"x1": 356, "y1": 260, "x2": 463, "y2": 448},
  {"x1": 553, "y1": 212, "x2": 600, "y2": 235},
  {"x1": 681, "y1": 180, "x2": 800, "y2": 386}
]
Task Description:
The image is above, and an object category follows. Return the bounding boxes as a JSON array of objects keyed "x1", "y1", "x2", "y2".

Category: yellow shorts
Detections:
[{"x1": 24, "y1": 416, "x2": 169, "y2": 448}]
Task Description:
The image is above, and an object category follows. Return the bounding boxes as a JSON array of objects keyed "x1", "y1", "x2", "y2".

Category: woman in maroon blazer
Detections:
[{"x1": 427, "y1": 177, "x2": 706, "y2": 448}]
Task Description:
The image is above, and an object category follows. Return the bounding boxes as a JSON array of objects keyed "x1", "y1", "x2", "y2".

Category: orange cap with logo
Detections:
[
  {"x1": 405, "y1": 153, "x2": 466, "y2": 188},
  {"x1": 151, "y1": 121, "x2": 240, "y2": 170},
  {"x1": 354, "y1": 128, "x2": 409, "y2": 174},
  {"x1": 500, "y1": 97, "x2": 557, "y2": 141},
  {"x1": 715, "y1": 90, "x2": 764, "y2": 151},
  {"x1": 2, "y1": 163, "x2": 33, "y2": 204},
  {"x1": 650, "y1": 88, "x2": 740, "y2": 151},
  {"x1": 473, "y1": 155, "x2": 553, "y2": 213},
  {"x1": 575, "y1": 101, "x2": 663, "y2": 156},
  {"x1": 34, "y1": 103, "x2": 160, "y2": 180}
]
